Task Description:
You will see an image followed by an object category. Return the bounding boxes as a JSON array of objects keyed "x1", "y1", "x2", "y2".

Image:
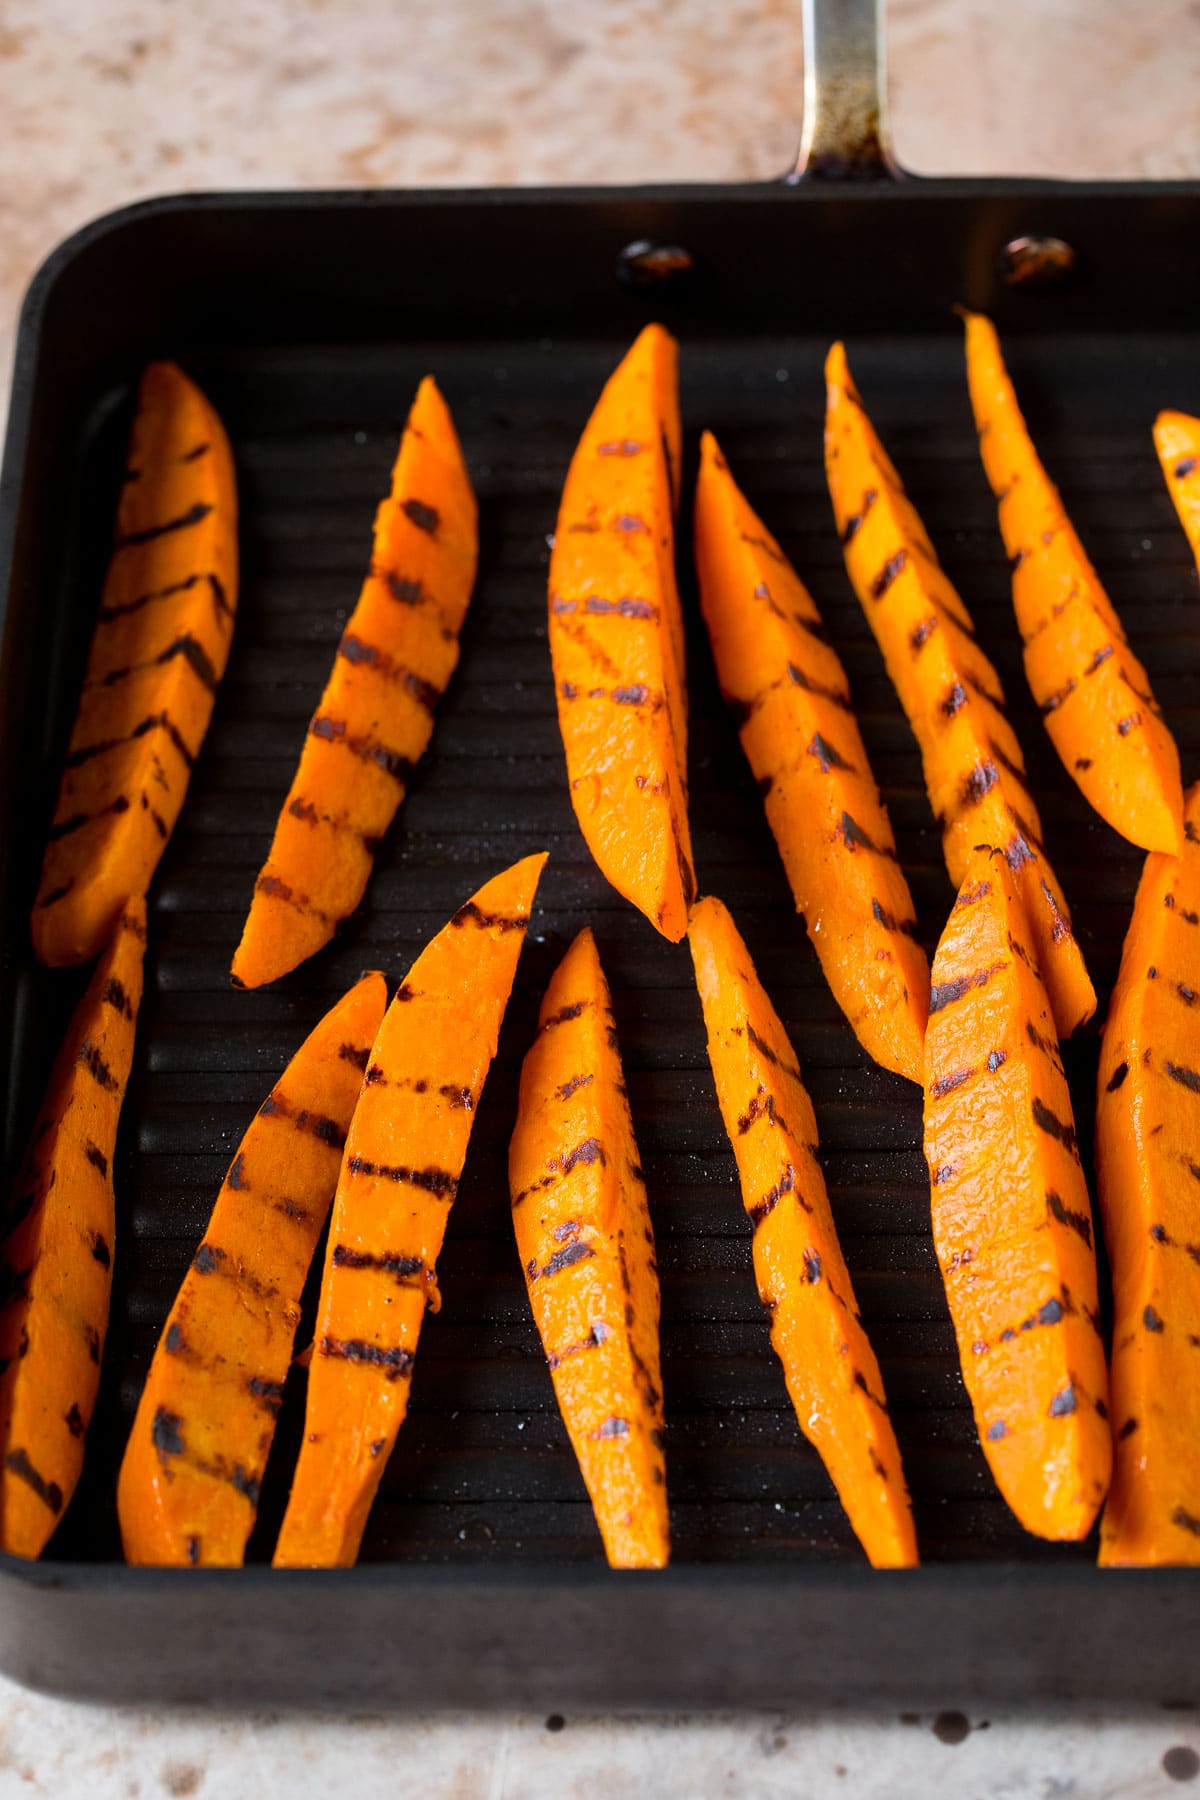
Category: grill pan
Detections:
[{"x1": 2, "y1": 0, "x2": 1200, "y2": 1709}]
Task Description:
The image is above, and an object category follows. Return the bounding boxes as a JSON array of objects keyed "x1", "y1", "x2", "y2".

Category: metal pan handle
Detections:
[{"x1": 788, "y1": 0, "x2": 899, "y2": 182}]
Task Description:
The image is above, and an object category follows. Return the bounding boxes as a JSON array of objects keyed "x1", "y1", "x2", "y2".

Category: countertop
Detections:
[{"x1": 2, "y1": 1, "x2": 1200, "y2": 1794}]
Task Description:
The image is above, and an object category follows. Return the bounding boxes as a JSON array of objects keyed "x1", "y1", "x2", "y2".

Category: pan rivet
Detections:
[
  {"x1": 998, "y1": 235, "x2": 1080, "y2": 292},
  {"x1": 616, "y1": 241, "x2": 696, "y2": 291}
]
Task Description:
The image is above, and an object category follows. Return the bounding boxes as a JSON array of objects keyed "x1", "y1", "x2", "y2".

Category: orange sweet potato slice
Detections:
[
  {"x1": 925, "y1": 845, "x2": 1111, "y2": 1541},
  {"x1": 510, "y1": 926, "x2": 667, "y2": 1569},
  {"x1": 33, "y1": 366, "x2": 237, "y2": 967},
  {"x1": 694, "y1": 430, "x2": 929, "y2": 1082},
  {"x1": 273, "y1": 852, "x2": 547, "y2": 1566},
  {"x1": 548, "y1": 325, "x2": 695, "y2": 942},
  {"x1": 963, "y1": 311, "x2": 1183, "y2": 856},
  {"x1": 0, "y1": 900, "x2": 146, "y2": 1555},
  {"x1": 117, "y1": 971, "x2": 387, "y2": 1566},
  {"x1": 232, "y1": 377, "x2": 477, "y2": 988},
  {"x1": 689, "y1": 894, "x2": 918, "y2": 1568}
]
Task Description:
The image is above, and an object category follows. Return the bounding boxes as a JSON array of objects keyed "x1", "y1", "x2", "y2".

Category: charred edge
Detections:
[
  {"x1": 1085, "y1": 644, "x2": 1113, "y2": 676},
  {"x1": 151, "y1": 1407, "x2": 185, "y2": 1460},
  {"x1": 226, "y1": 1153, "x2": 249, "y2": 1191},
  {"x1": 1048, "y1": 1385, "x2": 1077, "y2": 1417},
  {"x1": 749, "y1": 1164, "x2": 795, "y2": 1229},
  {"x1": 338, "y1": 1043, "x2": 371, "y2": 1073},
  {"x1": 1047, "y1": 1189, "x2": 1092, "y2": 1248},
  {"x1": 229, "y1": 1465, "x2": 261, "y2": 1506},
  {"x1": 786, "y1": 662, "x2": 853, "y2": 712},
  {"x1": 737, "y1": 1089, "x2": 779, "y2": 1135},
  {"x1": 1026, "y1": 1020, "x2": 1065, "y2": 1072},
  {"x1": 584, "y1": 595, "x2": 657, "y2": 621},
  {"x1": 841, "y1": 488, "x2": 877, "y2": 545},
  {"x1": 193, "y1": 1244, "x2": 226, "y2": 1274},
  {"x1": 591, "y1": 1416, "x2": 629, "y2": 1440},
  {"x1": 65, "y1": 1403, "x2": 86, "y2": 1440},
  {"x1": 98, "y1": 571, "x2": 203, "y2": 623},
  {"x1": 378, "y1": 568, "x2": 425, "y2": 606},
  {"x1": 345, "y1": 1155, "x2": 457, "y2": 1197},
  {"x1": 115, "y1": 500, "x2": 213, "y2": 548},
  {"x1": 745, "y1": 1022, "x2": 803, "y2": 1083},
  {"x1": 320, "y1": 1336, "x2": 415, "y2": 1379},
  {"x1": 960, "y1": 760, "x2": 999, "y2": 808},
  {"x1": 78, "y1": 1039, "x2": 118, "y2": 1092},
  {"x1": 91, "y1": 1231, "x2": 111, "y2": 1269},
  {"x1": 807, "y1": 732, "x2": 853, "y2": 774},
  {"x1": 1165, "y1": 893, "x2": 1200, "y2": 926},
  {"x1": 558, "y1": 1137, "x2": 605, "y2": 1175},
  {"x1": 931, "y1": 1163, "x2": 955, "y2": 1185},
  {"x1": 257, "y1": 1093, "x2": 347, "y2": 1148},
  {"x1": 4, "y1": 1448, "x2": 63, "y2": 1514},
  {"x1": 543, "y1": 1000, "x2": 587, "y2": 1029},
  {"x1": 930, "y1": 1067, "x2": 973, "y2": 1100},
  {"x1": 987, "y1": 1049, "x2": 1007, "y2": 1073},
  {"x1": 308, "y1": 716, "x2": 415, "y2": 784},
  {"x1": 48, "y1": 793, "x2": 131, "y2": 842},
  {"x1": 1040, "y1": 679, "x2": 1076, "y2": 716},
  {"x1": 64, "y1": 710, "x2": 196, "y2": 772},
  {"x1": 853, "y1": 1370, "x2": 888, "y2": 1410},
  {"x1": 929, "y1": 960, "x2": 1005, "y2": 1015},
  {"x1": 1174, "y1": 457, "x2": 1199, "y2": 479},
  {"x1": 942, "y1": 681, "x2": 967, "y2": 718},
  {"x1": 153, "y1": 633, "x2": 219, "y2": 693},
  {"x1": 1032, "y1": 1096, "x2": 1079, "y2": 1156},
  {"x1": 870, "y1": 549, "x2": 907, "y2": 599},
  {"x1": 331, "y1": 1246, "x2": 424, "y2": 1283},
  {"x1": 803, "y1": 1252, "x2": 822, "y2": 1284},
  {"x1": 987, "y1": 738, "x2": 1028, "y2": 788},
  {"x1": 871, "y1": 898, "x2": 919, "y2": 940},
  {"x1": 1005, "y1": 834, "x2": 1035, "y2": 873},
  {"x1": 546, "y1": 1323, "x2": 610, "y2": 1370},
  {"x1": 1167, "y1": 1061, "x2": 1200, "y2": 1095},
  {"x1": 84, "y1": 1142, "x2": 108, "y2": 1178},
  {"x1": 451, "y1": 900, "x2": 530, "y2": 934},
  {"x1": 1145, "y1": 1305, "x2": 1165, "y2": 1332},
  {"x1": 910, "y1": 617, "x2": 937, "y2": 652},
  {"x1": 338, "y1": 634, "x2": 442, "y2": 714},
  {"x1": 529, "y1": 1241, "x2": 596, "y2": 1281},
  {"x1": 164, "y1": 1323, "x2": 184, "y2": 1354},
  {"x1": 247, "y1": 1376, "x2": 286, "y2": 1416},
  {"x1": 555, "y1": 1073, "x2": 593, "y2": 1102},
  {"x1": 179, "y1": 441, "x2": 210, "y2": 462},
  {"x1": 401, "y1": 497, "x2": 439, "y2": 534},
  {"x1": 839, "y1": 812, "x2": 897, "y2": 859}
]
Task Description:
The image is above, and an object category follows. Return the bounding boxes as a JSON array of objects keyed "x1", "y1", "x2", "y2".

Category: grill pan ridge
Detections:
[{"x1": 0, "y1": 186, "x2": 1199, "y2": 1705}]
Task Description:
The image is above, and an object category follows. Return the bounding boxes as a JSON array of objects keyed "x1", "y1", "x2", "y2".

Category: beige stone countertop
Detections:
[{"x1": 3, "y1": 1, "x2": 1200, "y2": 1794}]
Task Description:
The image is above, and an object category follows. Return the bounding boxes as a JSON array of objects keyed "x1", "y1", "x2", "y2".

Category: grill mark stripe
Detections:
[{"x1": 115, "y1": 501, "x2": 214, "y2": 548}]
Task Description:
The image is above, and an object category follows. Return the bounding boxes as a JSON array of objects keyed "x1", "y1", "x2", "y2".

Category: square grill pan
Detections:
[{"x1": 1, "y1": 182, "x2": 1200, "y2": 1707}]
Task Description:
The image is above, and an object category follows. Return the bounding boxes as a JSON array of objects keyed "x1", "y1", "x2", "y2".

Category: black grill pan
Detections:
[{"x1": 2, "y1": 0, "x2": 1200, "y2": 1708}]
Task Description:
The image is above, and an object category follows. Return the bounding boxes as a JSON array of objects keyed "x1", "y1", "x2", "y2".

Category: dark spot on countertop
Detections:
[
  {"x1": 160, "y1": 1764, "x2": 205, "y2": 1797},
  {"x1": 545, "y1": 1713, "x2": 566, "y2": 1732},
  {"x1": 932, "y1": 1710, "x2": 974, "y2": 1745},
  {"x1": 1164, "y1": 1745, "x2": 1200, "y2": 1781}
]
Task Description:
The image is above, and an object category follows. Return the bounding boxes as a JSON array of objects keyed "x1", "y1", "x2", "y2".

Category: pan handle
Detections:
[{"x1": 787, "y1": 0, "x2": 900, "y2": 182}]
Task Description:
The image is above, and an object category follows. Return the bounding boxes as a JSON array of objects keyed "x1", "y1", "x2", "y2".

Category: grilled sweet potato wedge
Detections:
[
  {"x1": 689, "y1": 895, "x2": 918, "y2": 1568},
  {"x1": 694, "y1": 430, "x2": 929, "y2": 1082},
  {"x1": 118, "y1": 971, "x2": 387, "y2": 1567},
  {"x1": 33, "y1": 365, "x2": 237, "y2": 967},
  {"x1": 273, "y1": 852, "x2": 546, "y2": 1566},
  {"x1": 548, "y1": 325, "x2": 694, "y2": 942},
  {"x1": 233, "y1": 377, "x2": 478, "y2": 988},
  {"x1": 925, "y1": 846, "x2": 1110, "y2": 1540},
  {"x1": 0, "y1": 899, "x2": 146, "y2": 1555},
  {"x1": 964, "y1": 311, "x2": 1183, "y2": 856}
]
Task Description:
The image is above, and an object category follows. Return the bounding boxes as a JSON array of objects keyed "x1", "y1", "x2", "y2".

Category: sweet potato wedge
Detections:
[
  {"x1": 1154, "y1": 409, "x2": 1200, "y2": 582},
  {"x1": 1097, "y1": 783, "x2": 1200, "y2": 1564},
  {"x1": 689, "y1": 895, "x2": 918, "y2": 1568},
  {"x1": 510, "y1": 927, "x2": 668, "y2": 1568},
  {"x1": 0, "y1": 899, "x2": 146, "y2": 1555},
  {"x1": 924, "y1": 846, "x2": 1111, "y2": 1540},
  {"x1": 233, "y1": 376, "x2": 477, "y2": 988},
  {"x1": 117, "y1": 971, "x2": 387, "y2": 1567},
  {"x1": 33, "y1": 365, "x2": 237, "y2": 967},
  {"x1": 548, "y1": 325, "x2": 695, "y2": 942},
  {"x1": 694, "y1": 430, "x2": 929, "y2": 1082},
  {"x1": 273, "y1": 852, "x2": 546, "y2": 1566},
  {"x1": 964, "y1": 311, "x2": 1183, "y2": 855}
]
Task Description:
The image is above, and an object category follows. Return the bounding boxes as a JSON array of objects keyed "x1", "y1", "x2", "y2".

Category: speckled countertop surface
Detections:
[{"x1": 3, "y1": 1, "x2": 1200, "y2": 1794}]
